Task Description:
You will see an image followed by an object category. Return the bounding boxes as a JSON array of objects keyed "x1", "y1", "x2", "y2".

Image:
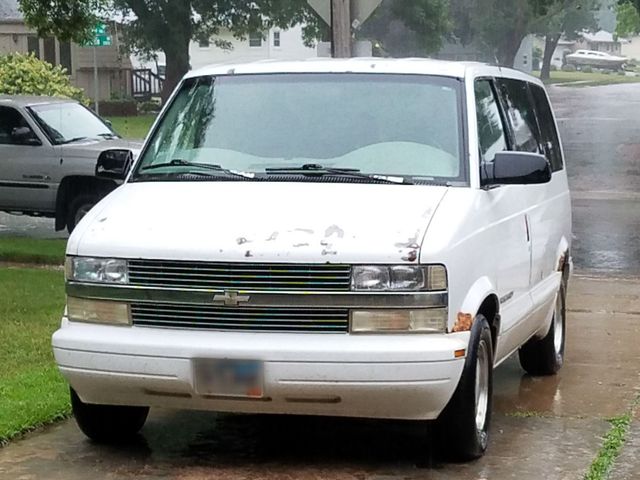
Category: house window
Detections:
[
  {"x1": 273, "y1": 31, "x2": 281, "y2": 47},
  {"x1": 198, "y1": 38, "x2": 210, "y2": 48},
  {"x1": 27, "y1": 36, "x2": 40, "y2": 58},
  {"x1": 59, "y1": 41, "x2": 72, "y2": 74},
  {"x1": 249, "y1": 32, "x2": 262, "y2": 47},
  {"x1": 43, "y1": 37, "x2": 56, "y2": 65}
]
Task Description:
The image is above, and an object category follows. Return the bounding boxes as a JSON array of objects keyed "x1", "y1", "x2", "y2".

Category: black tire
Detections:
[
  {"x1": 71, "y1": 388, "x2": 149, "y2": 443},
  {"x1": 66, "y1": 194, "x2": 99, "y2": 234},
  {"x1": 518, "y1": 282, "x2": 566, "y2": 376},
  {"x1": 436, "y1": 314, "x2": 494, "y2": 461}
]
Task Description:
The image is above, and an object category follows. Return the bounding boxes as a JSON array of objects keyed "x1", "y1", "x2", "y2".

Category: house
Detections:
[
  {"x1": 132, "y1": 25, "x2": 317, "y2": 74},
  {"x1": 622, "y1": 36, "x2": 640, "y2": 61},
  {"x1": 0, "y1": 0, "x2": 132, "y2": 101},
  {"x1": 575, "y1": 30, "x2": 624, "y2": 55}
]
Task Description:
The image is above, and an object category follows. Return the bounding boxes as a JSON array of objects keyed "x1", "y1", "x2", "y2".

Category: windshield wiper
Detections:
[
  {"x1": 265, "y1": 164, "x2": 412, "y2": 185},
  {"x1": 59, "y1": 136, "x2": 88, "y2": 145},
  {"x1": 139, "y1": 159, "x2": 256, "y2": 180}
]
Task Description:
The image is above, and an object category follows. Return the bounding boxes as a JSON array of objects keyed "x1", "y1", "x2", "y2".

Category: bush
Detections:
[
  {"x1": 0, "y1": 53, "x2": 87, "y2": 103},
  {"x1": 582, "y1": 66, "x2": 593, "y2": 73},
  {"x1": 618, "y1": 70, "x2": 627, "y2": 76},
  {"x1": 138, "y1": 100, "x2": 160, "y2": 114},
  {"x1": 550, "y1": 64, "x2": 558, "y2": 72},
  {"x1": 561, "y1": 64, "x2": 576, "y2": 72}
]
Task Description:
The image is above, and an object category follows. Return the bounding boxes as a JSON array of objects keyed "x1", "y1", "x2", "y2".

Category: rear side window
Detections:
[
  {"x1": 531, "y1": 85, "x2": 563, "y2": 171},
  {"x1": 496, "y1": 78, "x2": 540, "y2": 153},
  {"x1": 474, "y1": 80, "x2": 508, "y2": 163}
]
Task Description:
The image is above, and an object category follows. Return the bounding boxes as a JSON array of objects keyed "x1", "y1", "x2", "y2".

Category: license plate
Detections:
[{"x1": 194, "y1": 359, "x2": 263, "y2": 398}]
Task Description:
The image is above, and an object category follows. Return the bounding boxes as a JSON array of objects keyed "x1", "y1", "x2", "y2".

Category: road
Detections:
[{"x1": 1, "y1": 83, "x2": 640, "y2": 479}]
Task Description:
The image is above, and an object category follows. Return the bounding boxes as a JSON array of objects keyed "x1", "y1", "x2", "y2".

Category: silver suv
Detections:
[{"x1": 0, "y1": 96, "x2": 141, "y2": 233}]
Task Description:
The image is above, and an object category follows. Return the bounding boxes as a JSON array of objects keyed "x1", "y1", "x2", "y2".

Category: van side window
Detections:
[
  {"x1": 530, "y1": 84, "x2": 563, "y2": 171},
  {"x1": 474, "y1": 80, "x2": 507, "y2": 163},
  {"x1": 0, "y1": 106, "x2": 36, "y2": 145},
  {"x1": 496, "y1": 79, "x2": 541, "y2": 154}
]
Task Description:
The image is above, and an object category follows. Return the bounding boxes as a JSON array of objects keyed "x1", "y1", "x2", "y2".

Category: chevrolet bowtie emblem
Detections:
[{"x1": 213, "y1": 291, "x2": 251, "y2": 306}]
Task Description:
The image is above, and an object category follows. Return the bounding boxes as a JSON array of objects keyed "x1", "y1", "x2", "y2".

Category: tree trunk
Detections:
[
  {"x1": 541, "y1": 34, "x2": 561, "y2": 81},
  {"x1": 496, "y1": 40, "x2": 523, "y2": 68},
  {"x1": 162, "y1": 38, "x2": 191, "y2": 102}
]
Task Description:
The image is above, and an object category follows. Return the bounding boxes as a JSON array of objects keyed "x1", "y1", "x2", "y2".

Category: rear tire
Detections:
[
  {"x1": 518, "y1": 282, "x2": 566, "y2": 376},
  {"x1": 436, "y1": 314, "x2": 493, "y2": 461},
  {"x1": 66, "y1": 194, "x2": 99, "y2": 234},
  {"x1": 71, "y1": 388, "x2": 149, "y2": 443}
]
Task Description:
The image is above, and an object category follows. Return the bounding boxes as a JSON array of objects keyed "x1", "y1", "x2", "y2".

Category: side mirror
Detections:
[
  {"x1": 102, "y1": 118, "x2": 113, "y2": 128},
  {"x1": 96, "y1": 149, "x2": 133, "y2": 180},
  {"x1": 11, "y1": 126, "x2": 41, "y2": 146},
  {"x1": 481, "y1": 151, "x2": 552, "y2": 187}
]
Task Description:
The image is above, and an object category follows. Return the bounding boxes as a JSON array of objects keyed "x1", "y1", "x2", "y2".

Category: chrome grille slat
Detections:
[
  {"x1": 131, "y1": 302, "x2": 349, "y2": 333},
  {"x1": 127, "y1": 260, "x2": 352, "y2": 292}
]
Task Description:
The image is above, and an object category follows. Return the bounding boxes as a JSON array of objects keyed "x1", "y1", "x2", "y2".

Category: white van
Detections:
[{"x1": 53, "y1": 58, "x2": 571, "y2": 460}]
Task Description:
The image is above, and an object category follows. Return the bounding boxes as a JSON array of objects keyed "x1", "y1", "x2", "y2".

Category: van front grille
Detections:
[
  {"x1": 127, "y1": 260, "x2": 352, "y2": 292},
  {"x1": 131, "y1": 303, "x2": 349, "y2": 333}
]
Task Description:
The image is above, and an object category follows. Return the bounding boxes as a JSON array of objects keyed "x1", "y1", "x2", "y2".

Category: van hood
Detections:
[
  {"x1": 63, "y1": 138, "x2": 143, "y2": 158},
  {"x1": 70, "y1": 182, "x2": 448, "y2": 264}
]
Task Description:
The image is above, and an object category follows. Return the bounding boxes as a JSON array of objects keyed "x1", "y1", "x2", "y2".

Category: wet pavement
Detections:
[{"x1": 1, "y1": 275, "x2": 639, "y2": 479}]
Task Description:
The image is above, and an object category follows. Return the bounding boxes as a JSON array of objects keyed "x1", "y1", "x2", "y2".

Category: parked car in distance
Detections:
[
  {"x1": 565, "y1": 49, "x2": 628, "y2": 70},
  {"x1": 0, "y1": 96, "x2": 142, "y2": 233},
  {"x1": 53, "y1": 59, "x2": 571, "y2": 461}
]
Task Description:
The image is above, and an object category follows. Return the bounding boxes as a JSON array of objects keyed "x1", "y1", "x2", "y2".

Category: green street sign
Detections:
[{"x1": 85, "y1": 23, "x2": 111, "y2": 47}]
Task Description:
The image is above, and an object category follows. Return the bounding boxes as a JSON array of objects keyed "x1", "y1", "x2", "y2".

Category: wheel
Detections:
[
  {"x1": 70, "y1": 388, "x2": 149, "y2": 443},
  {"x1": 66, "y1": 194, "x2": 98, "y2": 234},
  {"x1": 436, "y1": 314, "x2": 493, "y2": 461},
  {"x1": 518, "y1": 282, "x2": 566, "y2": 376}
]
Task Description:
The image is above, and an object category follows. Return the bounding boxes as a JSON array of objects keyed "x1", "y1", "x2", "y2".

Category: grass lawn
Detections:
[
  {"x1": 106, "y1": 114, "x2": 156, "y2": 140},
  {"x1": 534, "y1": 70, "x2": 640, "y2": 87},
  {"x1": 0, "y1": 268, "x2": 68, "y2": 444},
  {"x1": 0, "y1": 237, "x2": 66, "y2": 265}
]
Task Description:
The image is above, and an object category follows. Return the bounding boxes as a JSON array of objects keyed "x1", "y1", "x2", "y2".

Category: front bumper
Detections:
[{"x1": 53, "y1": 319, "x2": 468, "y2": 420}]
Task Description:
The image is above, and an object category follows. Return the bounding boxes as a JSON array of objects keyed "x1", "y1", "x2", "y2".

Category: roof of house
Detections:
[
  {"x1": 580, "y1": 30, "x2": 618, "y2": 43},
  {"x1": 0, "y1": 0, "x2": 22, "y2": 21}
]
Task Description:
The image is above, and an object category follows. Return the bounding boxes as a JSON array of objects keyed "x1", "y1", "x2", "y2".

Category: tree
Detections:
[
  {"x1": 449, "y1": 0, "x2": 562, "y2": 67},
  {"x1": 18, "y1": 0, "x2": 318, "y2": 100},
  {"x1": 534, "y1": 0, "x2": 598, "y2": 80},
  {"x1": 358, "y1": 0, "x2": 452, "y2": 57},
  {"x1": 616, "y1": 1, "x2": 640, "y2": 37}
]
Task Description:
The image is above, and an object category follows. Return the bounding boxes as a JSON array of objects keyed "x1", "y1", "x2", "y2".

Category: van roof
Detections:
[{"x1": 186, "y1": 57, "x2": 543, "y2": 86}]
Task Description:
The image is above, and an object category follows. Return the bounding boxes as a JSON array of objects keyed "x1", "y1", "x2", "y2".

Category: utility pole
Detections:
[
  {"x1": 331, "y1": 0, "x2": 352, "y2": 58},
  {"x1": 93, "y1": 46, "x2": 99, "y2": 115}
]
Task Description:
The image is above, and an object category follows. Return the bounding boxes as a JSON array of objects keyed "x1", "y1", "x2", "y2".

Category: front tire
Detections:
[
  {"x1": 518, "y1": 282, "x2": 566, "y2": 376},
  {"x1": 436, "y1": 314, "x2": 494, "y2": 461},
  {"x1": 71, "y1": 388, "x2": 149, "y2": 443},
  {"x1": 66, "y1": 194, "x2": 98, "y2": 234}
]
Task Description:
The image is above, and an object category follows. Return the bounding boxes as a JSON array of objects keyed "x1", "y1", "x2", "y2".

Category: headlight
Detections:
[
  {"x1": 351, "y1": 265, "x2": 446, "y2": 291},
  {"x1": 66, "y1": 256, "x2": 128, "y2": 284},
  {"x1": 67, "y1": 296, "x2": 131, "y2": 325},
  {"x1": 350, "y1": 308, "x2": 447, "y2": 333}
]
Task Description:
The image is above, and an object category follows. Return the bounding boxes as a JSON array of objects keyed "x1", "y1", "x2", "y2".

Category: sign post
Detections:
[
  {"x1": 86, "y1": 23, "x2": 112, "y2": 115},
  {"x1": 307, "y1": 0, "x2": 382, "y2": 58}
]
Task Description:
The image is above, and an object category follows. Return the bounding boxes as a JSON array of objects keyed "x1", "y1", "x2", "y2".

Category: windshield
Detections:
[
  {"x1": 27, "y1": 102, "x2": 116, "y2": 145},
  {"x1": 133, "y1": 73, "x2": 465, "y2": 184}
]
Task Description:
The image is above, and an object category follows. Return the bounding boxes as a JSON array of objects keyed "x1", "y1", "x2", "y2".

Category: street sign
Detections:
[
  {"x1": 307, "y1": 0, "x2": 382, "y2": 27},
  {"x1": 86, "y1": 23, "x2": 112, "y2": 47}
]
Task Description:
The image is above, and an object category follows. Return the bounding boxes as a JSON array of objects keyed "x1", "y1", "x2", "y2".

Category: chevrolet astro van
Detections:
[{"x1": 53, "y1": 59, "x2": 571, "y2": 460}]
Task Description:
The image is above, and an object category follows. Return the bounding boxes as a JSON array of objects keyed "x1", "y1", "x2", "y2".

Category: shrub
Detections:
[
  {"x1": 138, "y1": 100, "x2": 160, "y2": 114},
  {"x1": 0, "y1": 53, "x2": 87, "y2": 103},
  {"x1": 561, "y1": 64, "x2": 576, "y2": 72},
  {"x1": 618, "y1": 70, "x2": 627, "y2": 76},
  {"x1": 550, "y1": 64, "x2": 558, "y2": 72},
  {"x1": 582, "y1": 66, "x2": 593, "y2": 73}
]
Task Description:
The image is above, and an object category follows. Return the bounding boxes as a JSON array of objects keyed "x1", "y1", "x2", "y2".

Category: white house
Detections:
[{"x1": 132, "y1": 25, "x2": 317, "y2": 75}]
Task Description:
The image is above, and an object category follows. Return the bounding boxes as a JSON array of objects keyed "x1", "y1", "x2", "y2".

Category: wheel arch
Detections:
[
  {"x1": 55, "y1": 176, "x2": 117, "y2": 231},
  {"x1": 456, "y1": 276, "x2": 501, "y2": 357}
]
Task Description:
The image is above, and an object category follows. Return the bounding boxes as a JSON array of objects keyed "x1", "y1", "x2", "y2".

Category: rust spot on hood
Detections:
[
  {"x1": 236, "y1": 237, "x2": 250, "y2": 245},
  {"x1": 266, "y1": 232, "x2": 279, "y2": 241},
  {"x1": 402, "y1": 250, "x2": 418, "y2": 262},
  {"x1": 452, "y1": 313, "x2": 473, "y2": 332}
]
